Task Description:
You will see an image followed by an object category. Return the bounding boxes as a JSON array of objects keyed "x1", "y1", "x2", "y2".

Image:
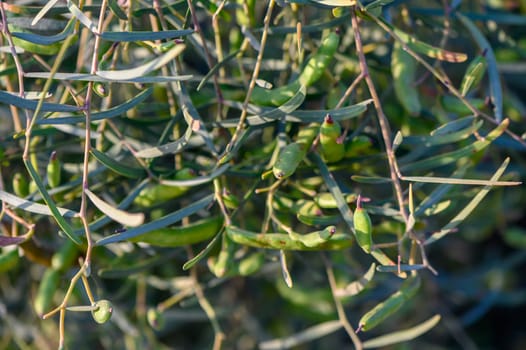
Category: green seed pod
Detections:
[
  {"x1": 298, "y1": 32, "x2": 340, "y2": 87},
  {"x1": 460, "y1": 50, "x2": 487, "y2": 97},
  {"x1": 134, "y1": 168, "x2": 196, "y2": 207},
  {"x1": 210, "y1": 234, "x2": 235, "y2": 278},
  {"x1": 93, "y1": 82, "x2": 109, "y2": 98},
  {"x1": 272, "y1": 142, "x2": 304, "y2": 179},
  {"x1": 319, "y1": 114, "x2": 345, "y2": 163},
  {"x1": 91, "y1": 299, "x2": 113, "y2": 324},
  {"x1": 34, "y1": 268, "x2": 60, "y2": 317},
  {"x1": 289, "y1": 226, "x2": 337, "y2": 247},
  {"x1": 226, "y1": 225, "x2": 351, "y2": 251},
  {"x1": 353, "y1": 195, "x2": 373, "y2": 253},
  {"x1": 46, "y1": 151, "x2": 61, "y2": 189},
  {"x1": 391, "y1": 41, "x2": 421, "y2": 116},
  {"x1": 237, "y1": 252, "x2": 265, "y2": 276},
  {"x1": 358, "y1": 277, "x2": 420, "y2": 332},
  {"x1": 315, "y1": 192, "x2": 357, "y2": 209},
  {"x1": 0, "y1": 249, "x2": 19, "y2": 273},
  {"x1": 51, "y1": 239, "x2": 79, "y2": 271},
  {"x1": 250, "y1": 32, "x2": 339, "y2": 107},
  {"x1": 222, "y1": 189, "x2": 239, "y2": 210},
  {"x1": 13, "y1": 172, "x2": 29, "y2": 197},
  {"x1": 147, "y1": 308, "x2": 165, "y2": 330},
  {"x1": 129, "y1": 216, "x2": 223, "y2": 247}
]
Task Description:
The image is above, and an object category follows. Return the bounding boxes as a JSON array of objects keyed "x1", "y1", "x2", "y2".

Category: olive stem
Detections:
[{"x1": 323, "y1": 254, "x2": 363, "y2": 349}]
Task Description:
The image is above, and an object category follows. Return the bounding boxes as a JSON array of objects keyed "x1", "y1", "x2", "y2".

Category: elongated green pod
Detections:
[
  {"x1": 134, "y1": 168, "x2": 196, "y2": 207},
  {"x1": 237, "y1": 252, "x2": 265, "y2": 276},
  {"x1": 272, "y1": 123, "x2": 319, "y2": 179},
  {"x1": 34, "y1": 268, "x2": 60, "y2": 316},
  {"x1": 319, "y1": 114, "x2": 345, "y2": 163},
  {"x1": 0, "y1": 249, "x2": 19, "y2": 273},
  {"x1": 391, "y1": 41, "x2": 421, "y2": 116},
  {"x1": 315, "y1": 192, "x2": 357, "y2": 209},
  {"x1": 298, "y1": 32, "x2": 340, "y2": 87},
  {"x1": 460, "y1": 50, "x2": 487, "y2": 96},
  {"x1": 211, "y1": 233, "x2": 235, "y2": 278},
  {"x1": 289, "y1": 226, "x2": 336, "y2": 248},
  {"x1": 91, "y1": 299, "x2": 113, "y2": 324},
  {"x1": 46, "y1": 151, "x2": 61, "y2": 189},
  {"x1": 147, "y1": 308, "x2": 165, "y2": 330},
  {"x1": 13, "y1": 172, "x2": 29, "y2": 197},
  {"x1": 225, "y1": 225, "x2": 352, "y2": 250},
  {"x1": 353, "y1": 195, "x2": 373, "y2": 253},
  {"x1": 358, "y1": 276, "x2": 420, "y2": 332},
  {"x1": 222, "y1": 189, "x2": 239, "y2": 210},
  {"x1": 250, "y1": 80, "x2": 301, "y2": 107},
  {"x1": 93, "y1": 82, "x2": 110, "y2": 98},
  {"x1": 129, "y1": 216, "x2": 223, "y2": 247},
  {"x1": 250, "y1": 32, "x2": 339, "y2": 106},
  {"x1": 51, "y1": 239, "x2": 79, "y2": 271},
  {"x1": 272, "y1": 142, "x2": 304, "y2": 179}
]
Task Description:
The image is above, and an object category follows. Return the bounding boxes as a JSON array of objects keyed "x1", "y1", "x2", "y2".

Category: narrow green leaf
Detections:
[
  {"x1": 259, "y1": 320, "x2": 342, "y2": 350},
  {"x1": 351, "y1": 175, "x2": 392, "y2": 184},
  {"x1": 457, "y1": 13, "x2": 503, "y2": 122},
  {"x1": 375, "y1": 16, "x2": 467, "y2": 62},
  {"x1": 362, "y1": 315, "x2": 441, "y2": 348},
  {"x1": 311, "y1": 153, "x2": 355, "y2": 230},
  {"x1": 431, "y1": 116, "x2": 476, "y2": 136},
  {"x1": 160, "y1": 164, "x2": 229, "y2": 187},
  {"x1": 220, "y1": 99, "x2": 372, "y2": 127},
  {"x1": 0, "y1": 90, "x2": 80, "y2": 112},
  {"x1": 12, "y1": 20, "x2": 75, "y2": 45},
  {"x1": 376, "y1": 264, "x2": 427, "y2": 272},
  {"x1": 182, "y1": 228, "x2": 224, "y2": 270},
  {"x1": 100, "y1": 29, "x2": 193, "y2": 42},
  {"x1": 25, "y1": 72, "x2": 192, "y2": 84},
  {"x1": 401, "y1": 119, "x2": 509, "y2": 172},
  {"x1": 108, "y1": 0, "x2": 127, "y2": 20},
  {"x1": 67, "y1": 0, "x2": 98, "y2": 34},
  {"x1": 79, "y1": 179, "x2": 150, "y2": 234},
  {"x1": 95, "y1": 194, "x2": 215, "y2": 245},
  {"x1": 135, "y1": 119, "x2": 198, "y2": 158},
  {"x1": 0, "y1": 190, "x2": 78, "y2": 218},
  {"x1": 90, "y1": 149, "x2": 146, "y2": 179},
  {"x1": 197, "y1": 50, "x2": 239, "y2": 91},
  {"x1": 401, "y1": 175, "x2": 520, "y2": 186},
  {"x1": 335, "y1": 263, "x2": 376, "y2": 298},
  {"x1": 171, "y1": 70, "x2": 218, "y2": 156},
  {"x1": 31, "y1": 0, "x2": 61, "y2": 25},
  {"x1": 85, "y1": 189, "x2": 144, "y2": 227},
  {"x1": 96, "y1": 45, "x2": 186, "y2": 81},
  {"x1": 402, "y1": 119, "x2": 483, "y2": 147},
  {"x1": 24, "y1": 160, "x2": 81, "y2": 244},
  {"x1": 38, "y1": 88, "x2": 153, "y2": 125},
  {"x1": 414, "y1": 166, "x2": 468, "y2": 217},
  {"x1": 425, "y1": 158, "x2": 512, "y2": 245}
]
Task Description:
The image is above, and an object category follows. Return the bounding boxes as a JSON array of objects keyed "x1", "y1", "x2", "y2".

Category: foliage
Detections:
[{"x1": 0, "y1": 0, "x2": 525, "y2": 349}]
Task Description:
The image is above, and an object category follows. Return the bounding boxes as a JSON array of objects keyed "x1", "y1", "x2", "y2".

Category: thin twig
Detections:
[
  {"x1": 223, "y1": 0, "x2": 276, "y2": 156},
  {"x1": 350, "y1": 9, "x2": 409, "y2": 224},
  {"x1": 323, "y1": 254, "x2": 363, "y2": 350}
]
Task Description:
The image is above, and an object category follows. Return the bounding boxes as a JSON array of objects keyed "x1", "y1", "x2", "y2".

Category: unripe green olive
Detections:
[
  {"x1": 147, "y1": 308, "x2": 165, "y2": 330},
  {"x1": 91, "y1": 299, "x2": 113, "y2": 324}
]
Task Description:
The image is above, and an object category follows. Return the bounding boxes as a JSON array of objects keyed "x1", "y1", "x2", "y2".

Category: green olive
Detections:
[{"x1": 91, "y1": 299, "x2": 113, "y2": 324}]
